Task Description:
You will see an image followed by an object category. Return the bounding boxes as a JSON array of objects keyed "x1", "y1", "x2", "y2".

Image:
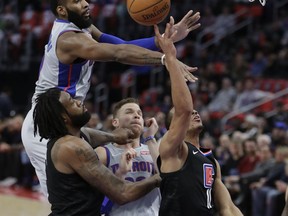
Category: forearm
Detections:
[
  {"x1": 219, "y1": 206, "x2": 243, "y2": 216},
  {"x1": 74, "y1": 34, "x2": 164, "y2": 66},
  {"x1": 95, "y1": 170, "x2": 159, "y2": 205},
  {"x1": 121, "y1": 175, "x2": 160, "y2": 204},
  {"x1": 81, "y1": 127, "x2": 115, "y2": 148},
  {"x1": 89, "y1": 24, "x2": 159, "y2": 50},
  {"x1": 214, "y1": 180, "x2": 243, "y2": 216},
  {"x1": 166, "y1": 56, "x2": 193, "y2": 112},
  {"x1": 113, "y1": 44, "x2": 163, "y2": 66},
  {"x1": 99, "y1": 33, "x2": 159, "y2": 51},
  {"x1": 145, "y1": 138, "x2": 159, "y2": 172},
  {"x1": 115, "y1": 169, "x2": 126, "y2": 180}
]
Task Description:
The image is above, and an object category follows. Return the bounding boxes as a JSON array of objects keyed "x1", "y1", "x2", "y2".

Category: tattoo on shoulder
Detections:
[{"x1": 75, "y1": 147, "x2": 100, "y2": 164}]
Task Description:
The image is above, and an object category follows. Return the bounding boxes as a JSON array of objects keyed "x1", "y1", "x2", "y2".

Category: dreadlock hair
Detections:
[
  {"x1": 112, "y1": 98, "x2": 140, "y2": 118},
  {"x1": 50, "y1": 0, "x2": 65, "y2": 16},
  {"x1": 33, "y1": 88, "x2": 69, "y2": 141}
]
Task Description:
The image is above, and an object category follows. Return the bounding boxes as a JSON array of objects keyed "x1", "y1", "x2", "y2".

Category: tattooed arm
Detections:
[
  {"x1": 81, "y1": 127, "x2": 134, "y2": 148},
  {"x1": 53, "y1": 135, "x2": 160, "y2": 205}
]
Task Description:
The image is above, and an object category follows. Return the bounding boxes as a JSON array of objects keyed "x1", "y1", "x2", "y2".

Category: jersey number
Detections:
[{"x1": 125, "y1": 176, "x2": 146, "y2": 182}]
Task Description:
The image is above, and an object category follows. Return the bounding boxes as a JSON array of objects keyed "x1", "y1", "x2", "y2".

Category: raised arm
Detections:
[
  {"x1": 89, "y1": 10, "x2": 200, "y2": 48},
  {"x1": 89, "y1": 25, "x2": 158, "y2": 51},
  {"x1": 213, "y1": 160, "x2": 243, "y2": 216},
  {"x1": 57, "y1": 31, "x2": 163, "y2": 65},
  {"x1": 57, "y1": 31, "x2": 197, "y2": 82},
  {"x1": 155, "y1": 22, "x2": 193, "y2": 160},
  {"x1": 61, "y1": 137, "x2": 160, "y2": 205},
  {"x1": 142, "y1": 117, "x2": 159, "y2": 171}
]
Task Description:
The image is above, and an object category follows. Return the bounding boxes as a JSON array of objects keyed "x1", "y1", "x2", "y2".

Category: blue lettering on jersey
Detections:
[
  {"x1": 125, "y1": 176, "x2": 146, "y2": 182},
  {"x1": 110, "y1": 161, "x2": 155, "y2": 174},
  {"x1": 132, "y1": 161, "x2": 154, "y2": 173},
  {"x1": 110, "y1": 164, "x2": 119, "y2": 173}
]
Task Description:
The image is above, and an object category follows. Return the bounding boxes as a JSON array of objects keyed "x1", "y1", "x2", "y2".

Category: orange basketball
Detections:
[{"x1": 127, "y1": 0, "x2": 171, "y2": 26}]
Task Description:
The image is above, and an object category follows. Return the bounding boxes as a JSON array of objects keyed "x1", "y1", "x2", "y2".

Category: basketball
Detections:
[{"x1": 127, "y1": 0, "x2": 171, "y2": 26}]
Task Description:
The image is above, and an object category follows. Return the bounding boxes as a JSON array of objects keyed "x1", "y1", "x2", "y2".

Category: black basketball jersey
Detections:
[
  {"x1": 46, "y1": 135, "x2": 104, "y2": 216},
  {"x1": 157, "y1": 142, "x2": 217, "y2": 216}
]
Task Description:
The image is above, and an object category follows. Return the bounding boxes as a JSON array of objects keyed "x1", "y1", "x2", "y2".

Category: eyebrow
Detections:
[{"x1": 125, "y1": 108, "x2": 142, "y2": 113}]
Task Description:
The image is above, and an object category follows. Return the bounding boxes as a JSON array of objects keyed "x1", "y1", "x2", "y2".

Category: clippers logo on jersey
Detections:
[{"x1": 203, "y1": 164, "x2": 215, "y2": 188}]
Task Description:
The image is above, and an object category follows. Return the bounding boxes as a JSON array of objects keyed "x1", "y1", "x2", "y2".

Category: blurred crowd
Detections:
[{"x1": 0, "y1": 0, "x2": 288, "y2": 215}]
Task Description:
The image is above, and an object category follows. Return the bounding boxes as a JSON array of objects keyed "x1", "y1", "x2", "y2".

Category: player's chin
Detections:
[
  {"x1": 130, "y1": 127, "x2": 142, "y2": 139},
  {"x1": 196, "y1": 124, "x2": 204, "y2": 132}
]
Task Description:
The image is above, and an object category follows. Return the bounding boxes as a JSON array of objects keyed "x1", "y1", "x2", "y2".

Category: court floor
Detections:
[{"x1": 0, "y1": 186, "x2": 50, "y2": 216}]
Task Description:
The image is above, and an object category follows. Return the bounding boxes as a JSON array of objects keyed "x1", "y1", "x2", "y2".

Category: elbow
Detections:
[
  {"x1": 177, "y1": 108, "x2": 193, "y2": 119},
  {"x1": 112, "y1": 185, "x2": 131, "y2": 205},
  {"x1": 183, "y1": 110, "x2": 193, "y2": 121},
  {"x1": 113, "y1": 192, "x2": 130, "y2": 205},
  {"x1": 116, "y1": 199, "x2": 128, "y2": 206},
  {"x1": 176, "y1": 98, "x2": 193, "y2": 115}
]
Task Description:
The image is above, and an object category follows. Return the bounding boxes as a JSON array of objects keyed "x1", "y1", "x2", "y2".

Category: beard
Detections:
[
  {"x1": 67, "y1": 8, "x2": 92, "y2": 29},
  {"x1": 130, "y1": 127, "x2": 142, "y2": 139},
  {"x1": 69, "y1": 111, "x2": 91, "y2": 128}
]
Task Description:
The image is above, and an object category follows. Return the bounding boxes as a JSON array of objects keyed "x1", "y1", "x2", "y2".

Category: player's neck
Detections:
[
  {"x1": 185, "y1": 135, "x2": 200, "y2": 149},
  {"x1": 67, "y1": 126, "x2": 81, "y2": 138}
]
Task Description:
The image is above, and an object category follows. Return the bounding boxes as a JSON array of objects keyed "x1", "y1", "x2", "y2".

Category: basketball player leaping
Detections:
[
  {"x1": 154, "y1": 21, "x2": 243, "y2": 216},
  {"x1": 21, "y1": 0, "x2": 201, "y2": 197}
]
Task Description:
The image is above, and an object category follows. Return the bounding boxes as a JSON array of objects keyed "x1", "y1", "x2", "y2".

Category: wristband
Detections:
[
  {"x1": 161, "y1": 54, "x2": 166, "y2": 65},
  {"x1": 143, "y1": 135, "x2": 155, "y2": 143}
]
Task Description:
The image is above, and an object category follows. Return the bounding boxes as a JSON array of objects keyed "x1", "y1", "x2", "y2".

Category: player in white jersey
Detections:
[
  {"x1": 96, "y1": 98, "x2": 160, "y2": 216},
  {"x1": 21, "y1": 0, "x2": 200, "y2": 196}
]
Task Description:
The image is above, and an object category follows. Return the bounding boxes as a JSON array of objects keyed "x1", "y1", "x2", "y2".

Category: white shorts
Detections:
[{"x1": 21, "y1": 107, "x2": 48, "y2": 197}]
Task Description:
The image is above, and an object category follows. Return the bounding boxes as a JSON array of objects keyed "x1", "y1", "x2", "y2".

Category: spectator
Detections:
[
  {"x1": 233, "y1": 76, "x2": 274, "y2": 111},
  {"x1": 270, "y1": 121, "x2": 288, "y2": 148},
  {"x1": 0, "y1": 87, "x2": 14, "y2": 120},
  {"x1": 251, "y1": 146, "x2": 288, "y2": 216},
  {"x1": 208, "y1": 77, "x2": 237, "y2": 113}
]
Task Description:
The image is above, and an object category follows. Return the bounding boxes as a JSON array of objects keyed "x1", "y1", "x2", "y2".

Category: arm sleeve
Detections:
[{"x1": 99, "y1": 33, "x2": 159, "y2": 51}]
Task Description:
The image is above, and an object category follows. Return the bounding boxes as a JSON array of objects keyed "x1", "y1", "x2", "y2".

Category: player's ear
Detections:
[
  {"x1": 61, "y1": 113, "x2": 69, "y2": 124},
  {"x1": 57, "y1": 6, "x2": 67, "y2": 17},
  {"x1": 112, "y1": 118, "x2": 119, "y2": 128}
]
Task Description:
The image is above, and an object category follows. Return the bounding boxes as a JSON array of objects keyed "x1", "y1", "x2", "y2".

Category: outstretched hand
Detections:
[
  {"x1": 177, "y1": 60, "x2": 198, "y2": 82},
  {"x1": 171, "y1": 10, "x2": 201, "y2": 43},
  {"x1": 154, "y1": 20, "x2": 177, "y2": 58},
  {"x1": 154, "y1": 20, "x2": 198, "y2": 82}
]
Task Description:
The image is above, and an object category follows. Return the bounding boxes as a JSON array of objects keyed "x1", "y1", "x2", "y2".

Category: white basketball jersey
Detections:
[
  {"x1": 32, "y1": 19, "x2": 94, "y2": 104},
  {"x1": 104, "y1": 143, "x2": 160, "y2": 216}
]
